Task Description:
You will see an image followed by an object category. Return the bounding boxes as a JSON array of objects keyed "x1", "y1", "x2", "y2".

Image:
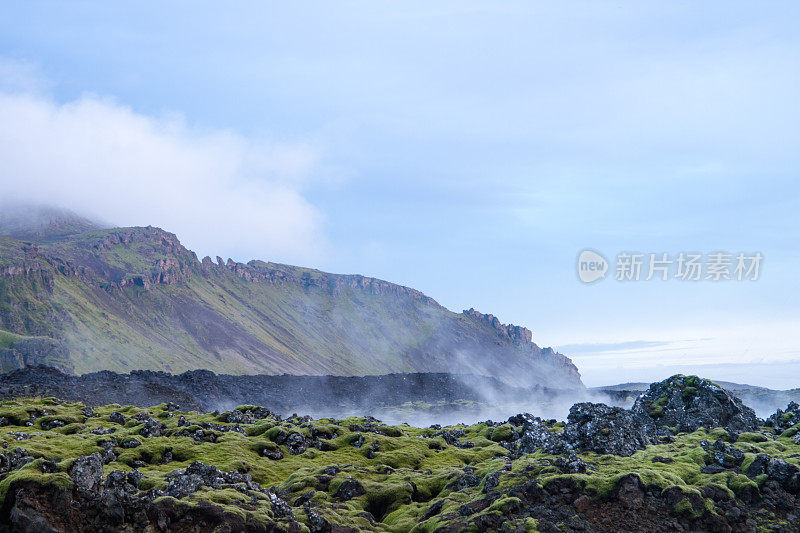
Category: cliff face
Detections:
[{"x1": 0, "y1": 212, "x2": 582, "y2": 388}]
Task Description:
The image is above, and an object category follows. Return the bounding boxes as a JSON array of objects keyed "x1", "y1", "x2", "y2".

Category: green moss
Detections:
[
  {"x1": 673, "y1": 497, "x2": 693, "y2": 515},
  {"x1": 737, "y1": 432, "x2": 768, "y2": 443},
  {"x1": 489, "y1": 424, "x2": 514, "y2": 442}
]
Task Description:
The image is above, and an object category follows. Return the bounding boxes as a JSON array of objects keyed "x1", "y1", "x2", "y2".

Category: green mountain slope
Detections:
[{"x1": 0, "y1": 209, "x2": 582, "y2": 388}]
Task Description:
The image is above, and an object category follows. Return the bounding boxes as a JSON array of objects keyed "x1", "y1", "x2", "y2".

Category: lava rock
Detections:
[
  {"x1": 554, "y1": 453, "x2": 589, "y2": 474},
  {"x1": 0, "y1": 448, "x2": 32, "y2": 473},
  {"x1": 449, "y1": 472, "x2": 482, "y2": 491},
  {"x1": 105, "y1": 469, "x2": 143, "y2": 493},
  {"x1": 224, "y1": 410, "x2": 256, "y2": 424},
  {"x1": 560, "y1": 402, "x2": 652, "y2": 456},
  {"x1": 68, "y1": 453, "x2": 104, "y2": 492},
  {"x1": 766, "y1": 401, "x2": 800, "y2": 432},
  {"x1": 40, "y1": 419, "x2": 66, "y2": 431},
  {"x1": 165, "y1": 461, "x2": 255, "y2": 498},
  {"x1": 139, "y1": 417, "x2": 167, "y2": 438},
  {"x1": 334, "y1": 478, "x2": 366, "y2": 500},
  {"x1": 514, "y1": 417, "x2": 563, "y2": 456},
  {"x1": 261, "y1": 447, "x2": 284, "y2": 460},
  {"x1": 285, "y1": 432, "x2": 308, "y2": 455},
  {"x1": 746, "y1": 453, "x2": 772, "y2": 477},
  {"x1": 632, "y1": 375, "x2": 759, "y2": 435},
  {"x1": 701, "y1": 439, "x2": 744, "y2": 469}
]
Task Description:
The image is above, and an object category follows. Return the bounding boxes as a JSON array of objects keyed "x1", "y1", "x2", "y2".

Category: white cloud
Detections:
[{"x1": 0, "y1": 88, "x2": 326, "y2": 263}]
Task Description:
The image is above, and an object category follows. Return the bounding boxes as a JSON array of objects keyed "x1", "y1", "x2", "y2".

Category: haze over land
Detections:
[{"x1": 1, "y1": 2, "x2": 799, "y2": 388}]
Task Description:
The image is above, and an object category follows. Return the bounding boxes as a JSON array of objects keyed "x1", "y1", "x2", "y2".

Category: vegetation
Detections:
[{"x1": 0, "y1": 397, "x2": 798, "y2": 531}]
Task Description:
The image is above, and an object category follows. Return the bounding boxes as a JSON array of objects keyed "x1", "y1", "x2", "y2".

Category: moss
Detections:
[
  {"x1": 673, "y1": 497, "x2": 693, "y2": 515},
  {"x1": 489, "y1": 424, "x2": 514, "y2": 443},
  {"x1": 737, "y1": 432, "x2": 768, "y2": 443}
]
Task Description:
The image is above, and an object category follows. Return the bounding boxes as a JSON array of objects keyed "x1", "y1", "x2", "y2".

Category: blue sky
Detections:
[{"x1": 1, "y1": 2, "x2": 798, "y2": 386}]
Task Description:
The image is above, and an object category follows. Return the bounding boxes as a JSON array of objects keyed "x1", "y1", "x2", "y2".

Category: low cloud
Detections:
[
  {"x1": 556, "y1": 340, "x2": 676, "y2": 356},
  {"x1": 0, "y1": 81, "x2": 326, "y2": 263}
]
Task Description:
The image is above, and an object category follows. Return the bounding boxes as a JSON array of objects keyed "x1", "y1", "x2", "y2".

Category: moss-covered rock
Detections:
[{"x1": 0, "y1": 396, "x2": 797, "y2": 532}]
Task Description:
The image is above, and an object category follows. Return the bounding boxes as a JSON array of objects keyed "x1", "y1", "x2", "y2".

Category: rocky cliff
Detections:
[{"x1": 0, "y1": 207, "x2": 582, "y2": 388}]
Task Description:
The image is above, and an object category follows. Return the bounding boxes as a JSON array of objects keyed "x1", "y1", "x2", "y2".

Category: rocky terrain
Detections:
[
  {"x1": 0, "y1": 206, "x2": 581, "y2": 389},
  {"x1": 0, "y1": 366, "x2": 585, "y2": 425},
  {"x1": 0, "y1": 374, "x2": 797, "y2": 532}
]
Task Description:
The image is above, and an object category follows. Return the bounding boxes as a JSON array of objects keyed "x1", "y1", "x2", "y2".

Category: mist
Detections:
[{"x1": 0, "y1": 88, "x2": 324, "y2": 265}]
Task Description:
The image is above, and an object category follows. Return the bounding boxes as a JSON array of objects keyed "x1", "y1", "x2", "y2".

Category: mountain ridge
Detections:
[{"x1": 0, "y1": 208, "x2": 582, "y2": 388}]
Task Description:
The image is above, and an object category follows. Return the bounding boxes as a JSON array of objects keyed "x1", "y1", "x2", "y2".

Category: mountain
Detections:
[
  {"x1": 0, "y1": 204, "x2": 105, "y2": 242},
  {"x1": 0, "y1": 206, "x2": 582, "y2": 388}
]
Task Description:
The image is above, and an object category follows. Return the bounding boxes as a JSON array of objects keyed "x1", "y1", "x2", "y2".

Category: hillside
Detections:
[{"x1": 0, "y1": 208, "x2": 581, "y2": 388}]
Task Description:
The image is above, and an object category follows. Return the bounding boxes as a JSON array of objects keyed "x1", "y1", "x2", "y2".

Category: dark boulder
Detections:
[
  {"x1": 285, "y1": 432, "x2": 309, "y2": 455},
  {"x1": 513, "y1": 416, "x2": 563, "y2": 456},
  {"x1": 765, "y1": 401, "x2": 800, "y2": 432},
  {"x1": 560, "y1": 402, "x2": 653, "y2": 456},
  {"x1": 334, "y1": 478, "x2": 366, "y2": 501},
  {"x1": 165, "y1": 461, "x2": 256, "y2": 498},
  {"x1": 68, "y1": 453, "x2": 103, "y2": 492},
  {"x1": 138, "y1": 417, "x2": 166, "y2": 438},
  {"x1": 0, "y1": 448, "x2": 32, "y2": 474},
  {"x1": 701, "y1": 439, "x2": 744, "y2": 469},
  {"x1": 632, "y1": 375, "x2": 759, "y2": 435}
]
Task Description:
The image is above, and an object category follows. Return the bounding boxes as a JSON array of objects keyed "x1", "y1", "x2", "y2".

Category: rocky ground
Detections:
[
  {"x1": 0, "y1": 375, "x2": 798, "y2": 532},
  {"x1": 0, "y1": 367, "x2": 597, "y2": 425}
]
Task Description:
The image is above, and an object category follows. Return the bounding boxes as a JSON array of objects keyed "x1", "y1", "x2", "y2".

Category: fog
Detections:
[{"x1": 0, "y1": 89, "x2": 324, "y2": 264}]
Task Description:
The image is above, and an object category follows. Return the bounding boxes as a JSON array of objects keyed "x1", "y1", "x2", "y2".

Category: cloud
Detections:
[
  {"x1": 0, "y1": 84, "x2": 325, "y2": 263},
  {"x1": 555, "y1": 340, "x2": 676, "y2": 356}
]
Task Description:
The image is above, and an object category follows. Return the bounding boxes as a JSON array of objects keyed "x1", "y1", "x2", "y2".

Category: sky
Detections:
[{"x1": 0, "y1": 2, "x2": 798, "y2": 387}]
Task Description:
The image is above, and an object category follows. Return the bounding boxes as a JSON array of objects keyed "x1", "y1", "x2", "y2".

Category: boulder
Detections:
[
  {"x1": 765, "y1": 401, "x2": 800, "y2": 432},
  {"x1": 632, "y1": 375, "x2": 759, "y2": 435},
  {"x1": 68, "y1": 453, "x2": 103, "y2": 492},
  {"x1": 334, "y1": 478, "x2": 365, "y2": 500},
  {"x1": 559, "y1": 403, "x2": 652, "y2": 456}
]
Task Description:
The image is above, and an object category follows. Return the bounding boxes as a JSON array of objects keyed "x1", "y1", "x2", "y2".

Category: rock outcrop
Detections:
[
  {"x1": 503, "y1": 375, "x2": 762, "y2": 457},
  {"x1": 765, "y1": 401, "x2": 800, "y2": 432},
  {"x1": 462, "y1": 308, "x2": 533, "y2": 344},
  {"x1": 632, "y1": 375, "x2": 760, "y2": 436}
]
